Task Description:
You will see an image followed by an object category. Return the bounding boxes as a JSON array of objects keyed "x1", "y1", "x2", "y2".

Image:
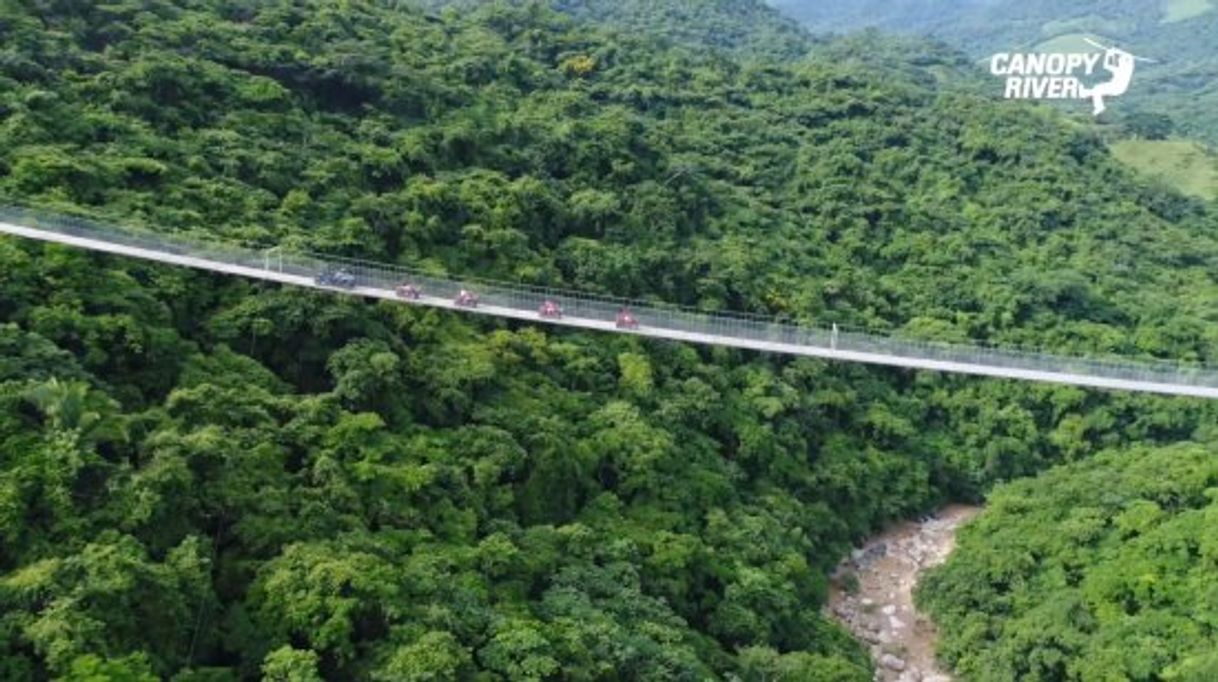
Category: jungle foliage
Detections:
[
  {"x1": 1, "y1": 0, "x2": 1217, "y2": 679},
  {"x1": 918, "y1": 443, "x2": 1218, "y2": 681},
  {"x1": 415, "y1": 0, "x2": 816, "y2": 61}
]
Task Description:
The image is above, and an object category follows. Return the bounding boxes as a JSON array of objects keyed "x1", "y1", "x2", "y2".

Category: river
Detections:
[{"x1": 826, "y1": 505, "x2": 982, "y2": 682}]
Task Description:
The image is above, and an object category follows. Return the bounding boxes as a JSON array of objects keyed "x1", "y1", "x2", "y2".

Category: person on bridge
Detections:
[{"x1": 395, "y1": 283, "x2": 420, "y2": 300}]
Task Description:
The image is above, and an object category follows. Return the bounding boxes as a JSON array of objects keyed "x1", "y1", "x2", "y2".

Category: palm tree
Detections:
[{"x1": 25, "y1": 378, "x2": 127, "y2": 445}]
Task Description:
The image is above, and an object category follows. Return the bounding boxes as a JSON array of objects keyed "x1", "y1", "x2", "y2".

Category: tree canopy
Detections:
[
  {"x1": 919, "y1": 442, "x2": 1218, "y2": 681},
  {"x1": 1, "y1": 0, "x2": 1217, "y2": 679}
]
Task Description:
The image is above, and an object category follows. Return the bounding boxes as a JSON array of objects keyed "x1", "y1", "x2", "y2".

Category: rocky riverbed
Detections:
[{"x1": 826, "y1": 505, "x2": 981, "y2": 682}]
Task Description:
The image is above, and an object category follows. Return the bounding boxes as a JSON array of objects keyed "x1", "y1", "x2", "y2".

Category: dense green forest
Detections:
[
  {"x1": 417, "y1": 0, "x2": 815, "y2": 60},
  {"x1": 918, "y1": 443, "x2": 1218, "y2": 681},
  {"x1": 774, "y1": 0, "x2": 1218, "y2": 144},
  {"x1": 2, "y1": 0, "x2": 1218, "y2": 679}
]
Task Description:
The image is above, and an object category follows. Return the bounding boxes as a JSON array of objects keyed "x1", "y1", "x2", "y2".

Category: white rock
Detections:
[
  {"x1": 889, "y1": 616, "x2": 906, "y2": 629},
  {"x1": 882, "y1": 604, "x2": 897, "y2": 616},
  {"x1": 880, "y1": 654, "x2": 907, "y2": 671}
]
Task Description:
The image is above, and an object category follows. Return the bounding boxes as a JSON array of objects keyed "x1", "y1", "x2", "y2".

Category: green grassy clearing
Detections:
[
  {"x1": 1111, "y1": 138, "x2": 1218, "y2": 201},
  {"x1": 1163, "y1": 0, "x2": 1213, "y2": 23}
]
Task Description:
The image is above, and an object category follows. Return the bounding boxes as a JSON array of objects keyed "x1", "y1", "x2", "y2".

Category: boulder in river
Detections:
[{"x1": 880, "y1": 653, "x2": 907, "y2": 671}]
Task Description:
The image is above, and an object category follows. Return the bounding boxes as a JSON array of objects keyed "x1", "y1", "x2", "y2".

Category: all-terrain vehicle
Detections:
[
  {"x1": 455, "y1": 289, "x2": 479, "y2": 308},
  {"x1": 539, "y1": 299, "x2": 563, "y2": 319},
  {"x1": 315, "y1": 267, "x2": 356, "y2": 289},
  {"x1": 615, "y1": 308, "x2": 639, "y2": 330}
]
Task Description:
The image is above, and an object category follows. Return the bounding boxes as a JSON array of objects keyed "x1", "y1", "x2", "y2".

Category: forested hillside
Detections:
[
  {"x1": 2, "y1": 0, "x2": 1218, "y2": 679},
  {"x1": 918, "y1": 443, "x2": 1218, "y2": 681},
  {"x1": 419, "y1": 0, "x2": 815, "y2": 60},
  {"x1": 772, "y1": 0, "x2": 1218, "y2": 144}
]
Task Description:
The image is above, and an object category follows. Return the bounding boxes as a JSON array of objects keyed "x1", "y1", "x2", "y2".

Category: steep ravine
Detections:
[{"x1": 827, "y1": 505, "x2": 982, "y2": 682}]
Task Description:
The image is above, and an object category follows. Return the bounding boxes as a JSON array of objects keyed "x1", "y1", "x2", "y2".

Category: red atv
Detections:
[
  {"x1": 538, "y1": 299, "x2": 563, "y2": 320},
  {"x1": 615, "y1": 308, "x2": 639, "y2": 330},
  {"x1": 454, "y1": 289, "x2": 479, "y2": 308}
]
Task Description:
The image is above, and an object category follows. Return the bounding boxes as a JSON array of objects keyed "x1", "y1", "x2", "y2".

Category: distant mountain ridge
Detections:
[{"x1": 769, "y1": 0, "x2": 1218, "y2": 143}]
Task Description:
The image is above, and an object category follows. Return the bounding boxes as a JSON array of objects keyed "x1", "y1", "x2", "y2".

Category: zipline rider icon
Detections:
[{"x1": 1080, "y1": 38, "x2": 1153, "y2": 116}]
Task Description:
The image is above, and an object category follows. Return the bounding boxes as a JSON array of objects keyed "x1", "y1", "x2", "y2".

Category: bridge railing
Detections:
[{"x1": 4, "y1": 205, "x2": 1217, "y2": 390}]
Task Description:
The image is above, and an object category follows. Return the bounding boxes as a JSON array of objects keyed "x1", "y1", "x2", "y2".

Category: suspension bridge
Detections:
[{"x1": 2, "y1": 208, "x2": 1217, "y2": 399}]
